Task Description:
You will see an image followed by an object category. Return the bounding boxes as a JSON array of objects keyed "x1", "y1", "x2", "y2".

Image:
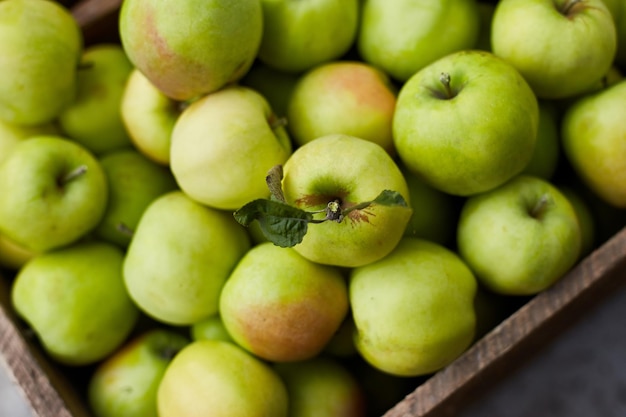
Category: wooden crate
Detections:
[{"x1": 2, "y1": 1, "x2": 626, "y2": 416}]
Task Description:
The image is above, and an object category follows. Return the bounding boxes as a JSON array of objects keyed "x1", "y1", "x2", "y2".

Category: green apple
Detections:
[
  {"x1": 0, "y1": 0, "x2": 83, "y2": 125},
  {"x1": 0, "y1": 119, "x2": 59, "y2": 163},
  {"x1": 157, "y1": 340, "x2": 288, "y2": 417},
  {"x1": 170, "y1": 85, "x2": 292, "y2": 210},
  {"x1": 219, "y1": 242, "x2": 349, "y2": 362},
  {"x1": 88, "y1": 329, "x2": 190, "y2": 417},
  {"x1": 357, "y1": 0, "x2": 481, "y2": 82},
  {"x1": 58, "y1": 44, "x2": 134, "y2": 155},
  {"x1": 600, "y1": 0, "x2": 622, "y2": 20},
  {"x1": 457, "y1": 175, "x2": 582, "y2": 295},
  {"x1": 286, "y1": 61, "x2": 397, "y2": 155},
  {"x1": 0, "y1": 136, "x2": 108, "y2": 252},
  {"x1": 560, "y1": 185, "x2": 596, "y2": 257},
  {"x1": 521, "y1": 101, "x2": 561, "y2": 180},
  {"x1": 257, "y1": 0, "x2": 359, "y2": 73},
  {"x1": 120, "y1": 69, "x2": 181, "y2": 166},
  {"x1": 281, "y1": 133, "x2": 412, "y2": 267},
  {"x1": 323, "y1": 315, "x2": 358, "y2": 358},
  {"x1": 561, "y1": 79, "x2": 626, "y2": 207},
  {"x1": 123, "y1": 191, "x2": 250, "y2": 325},
  {"x1": 11, "y1": 241, "x2": 140, "y2": 365},
  {"x1": 475, "y1": 1, "x2": 496, "y2": 50},
  {"x1": 273, "y1": 357, "x2": 367, "y2": 417},
  {"x1": 95, "y1": 149, "x2": 178, "y2": 248},
  {"x1": 0, "y1": 233, "x2": 37, "y2": 270},
  {"x1": 119, "y1": 0, "x2": 262, "y2": 100},
  {"x1": 239, "y1": 61, "x2": 300, "y2": 118},
  {"x1": 614, "y1": 3, "x2": 626, "y2": 68},
  {"x1": 393, "y1": 50, "x2": 539, "y2": 196},
  {"x1": 491, "y1": 0, "x2": 616, "y2": 99},
  {"x1": 350, "y1": 238, "x2": 477, "y2": 376},
  {"x1": 190, "y1": 314, "x2": 234, "y2": 344}
]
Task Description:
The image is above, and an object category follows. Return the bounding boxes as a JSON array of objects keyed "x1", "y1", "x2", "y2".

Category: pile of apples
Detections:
[{"x1": 1, "y1": 0, "x2": 626, "y2": 416}]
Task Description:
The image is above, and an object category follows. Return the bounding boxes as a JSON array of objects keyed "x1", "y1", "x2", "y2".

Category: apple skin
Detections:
[
  {"x1": 119, "y1": 0, "x2": 262, "y2": 100},
  {"x1": 560, "y1": 185, "x2": 596, "y2": 258},
  {"x1": 219, "y1": 242, "x2": 349, "y2": 362},
  {"x1": 11, "y1": 241, "x2": 140, "y2": 366},
  {"x1": 273, "y1": 357, "x2": 367, "y2": 417},
  {"x1": 491, "y1": 0, "x2": 616, "y2": 99},
  {"x1": 0, "y1": 233, "x2": 36, "y2": 270},
  {"x1": 58, "y1": 44, "x2": 134, "y2": 155},
  {"x1": 0, "y1": 119, "x2": 59, "y2": 163},
  {"x1": 257, "y1": 0, "x2": 359, "y2": 73},
  {"x1": 190, "y1": 314, "x2": 234, "y2": 344},
  {"x1": 393, "y1": 50, "x2": 539, "y2": 196},
  {"x1": 0, "y1": 0, "x2": 83, "y2": 126},
  {"x1": 88, "y1": 329, "x2": 190, "y2": 417},
  {"x1": 286, "y1": 61, "x2": 397, "y2": 155},
  {"x1": 95, "y1": 149, "x2": 178, "y2": 248},
  {"x1": 520, "y1": 101, "x2": 561, "y2": 180},
  {"x1": 561, "y1": 79, "x2": 626, "y2": 208},
  {"x1": 123, "y1": 191, "x2": 250, "y2": 325},
  {"x1": 357, "y1": 0, "x2": 481, "y2": 82},
  {"x1": 349, "y1": 238, "x2": 477, "y2": 377},
  {"x1": 120, "y1": 69, "x2": 181, "y2": 166},
  {"x1": 170, "y1": 85, "x2": 292, "y2": 210},
  {"x1": 239, "y1": 61, "x2": 300, "y2": 118},
  {"x1": 457, "y1": 175, "x2": 582, "y2": 295},
  {"x1": 0, "y1": 136, "x2": 108, "y2": 252},
  {"x1": 281, "y1": 133, "x2": 412, "y2": 268},
  {"x1": 157, "y1": 340, "x2": 289, "y2": 417}
]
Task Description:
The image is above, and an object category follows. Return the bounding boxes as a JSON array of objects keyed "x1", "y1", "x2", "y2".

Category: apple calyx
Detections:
[
  {"x1": 59, "y1": 164, "x2": 88, "y2": 186},
  {"x1": 233, "y1": 165, "x2": 409, "y2": 248},
  {"x1": 529, "y1": 194, "x2": 553, "y2": 219}
]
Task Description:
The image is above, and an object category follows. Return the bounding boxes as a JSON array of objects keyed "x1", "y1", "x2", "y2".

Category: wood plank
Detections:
[{"x1": 383, "y1": 225, "x2": 626, "y2": 417}]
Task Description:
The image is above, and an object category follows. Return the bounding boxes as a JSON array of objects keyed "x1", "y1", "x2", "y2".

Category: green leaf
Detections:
[
  {"x1": 233, "y1": 199, "x2": 313, "y2": 248},
  {"x1": 372, "y1": 189, "x2": 409, "y2": 207}
]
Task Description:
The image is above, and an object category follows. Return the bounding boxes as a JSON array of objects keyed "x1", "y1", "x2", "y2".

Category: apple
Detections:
[
  {"x1": 58, "y1": 44, "x2": 134, "y2": 155},
  {"x1": 273, "y1": 357, "x2": 367, "y2": 417},
  {"x1": 0, "y1": 0, "x2": 83, "y2": 126},
  {"x1": 560, "y1": 185, "x2": 596, "y2": 257},
  {"x1": 614, "y1": 3, "x2": 626, "y2": 69},
  {"x1": 239, "y1": 61, "x2": 300, "y2": 118},
  {"x1": 95, "y1": 149, "x2": 178, "y2": 248},
  {"x1": 520, "y1": 101, "x2": 561, "y2": 180},
  {"x1": 0, "y1": 136, "x2": 108, "y2": 252},
  {"x1": 119, "y1": 0, "x2": 263, "y2": 100},
  {"x1": 120, "y1": 69, "x2": 182, "y2": 166},
  {"x1": 190, "y1": 314, "x2": 234, "y2": 344},
  {"x1": 219, "y1": 242, "x2": 349, "y2": 362},
  {"x1": 0, "y1": 119, "x2": 59, "y2": 163},
  {"x1": 475, "y1": 1, "x2": 496, "y2": 50},
  {"x1": 457, "y1": 175, "x2": 582, "y2": 295},
  {"x1": 350, "y1": 238, "x2": 477, "y2": 376},
  {"x1": 157, "y1": 340, "x2": 289, "y2": 417},
  {"x1": 88, "y1": 329, "x2": 190, "y2": 417},
  {"x1": 393, "y1": 50, "x2": 539, "y2": 196},
  {"x1": 286, "y1": 60, "x2": 397, "y2": 155},
  {"x1": 324, "y1": 314, "x2": 358, "y2": 358},
  {"x1": 11, "y1": 241, "x2": 140, "y2": 365},
  {"x1": 561, "y1": 79, "x2": 626, "y2": 208},
  {"x1": 357, "y1": 0, "x2": 481, "y2": 81},
  {"x1": 491, "y1": 0, "x2": 616, "y2": 99},
  {"x1": 281, "y1": 133, "x2": 412, "y2": 268},
  {"x1": 123, "y1": 191, "x2": 250, "y2": 325},
  {"x1": 0, "y1": 233, "x2": 37, "y2": 270},
  {"x1": 256, "y1": 0, "x2": 359, "y2": 73},
  {"x1": 170, "y1": 85, "x2": 292, "y2": 210}
]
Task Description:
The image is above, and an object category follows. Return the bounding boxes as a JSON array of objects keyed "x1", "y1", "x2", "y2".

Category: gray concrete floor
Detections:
[{"x1": 1, "y1": 284, "x2": 625, "y2": 417}]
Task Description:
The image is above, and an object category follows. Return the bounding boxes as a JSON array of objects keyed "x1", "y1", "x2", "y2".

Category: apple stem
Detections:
[
  {"x1": 116, "y1": 223, "x2": 135, "y2": 237},
  {"x1": 269, "y1": 115, "x2": 288, "y2": 130},
  {"x1": 561, "y1": 0, "x2": 583, "y2": 15},
  {"x1": 439, "y1": 72, "x2": 454, "y2": 99},
  {"x1": 530, "y1": 194, "x2": 552, "y2": 219},
  {"x1": 60, "y1": 165, "x2": 88, "y2": 185}
]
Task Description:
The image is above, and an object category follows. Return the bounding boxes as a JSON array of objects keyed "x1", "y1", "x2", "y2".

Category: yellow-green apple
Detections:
[
  {"x1": 190, "y1": 314, "x2": 234, "y2": 344},
  {"x1": 0, "y1": 233, "x2": 36, "y2": 270},
  {"x1": 170, "y1": 85, "x2": 292, "y2": 210},
  {"x1": 457, "y1": 175, "x2": 582, "y2": 295},
  {"x1": 157, "y1": 340, "x2": 289, "y2": 417},
  {"x1": 614, "y1": 3, "x2": 626, "y2": 68},
  {"x1": 491, "y1": 0, "x2": 616, "y2": 99},
  {"x1": 281, "y1": 133, "x2": 412, "y2": 267},
  {"x1": 88, "y1": 329, "x2": 190, "y2": 417},
  {"x1": 521, "y1": 101, "x2": 561, "y2": 180},
  {"x1": 349, "y1": 238, "x2": 477, "y2": 376},
  {"x1": 561, "y1": 79, "x2": 626, "y2": 207},
  {"x1": 120, "y1": 69, "x2": 182, "y2": 165},
  {"x1": 273, "y1": 357, "x2": 367, "y2": 417},
  {"x1": 257, "y1": 0, "x2": 359, "y2": 73},
  {"x1": 119, "y1": 0, "x2": 262, "y2": 100},
  {"x1": 11, "y1": 241, "x2": 139, "y2": 365},
  {"x1": 393, "y1": 50, "x2": 539, "y2": 196},
  {"x1": 357, "y1": 0, "x2": 481, "y2": 82},
  {"x1": 286, "y1": 61, "x2": 397, "y2": 155},
  {"x1": 0, "y1": 136, "x2": 108, "y2": 252},
  {"x1": 123, "y1": 191, "x2": 250, "y2": 325},
  {"x1": 600, "y1": 0, "x2": 622, "y2": 20},
  {"x1": 239, "y1": 61, "x2": 300, "y2": 118},
  {"x1": 219, "y1": 242, "x2": 349, "y2": 362},
  {"x1": 0, "y1": 0, "x2": 82, "y2": 125},
  {"x1": 324, "y1": 315, "x2": 358, "y2": 358},
  {"x1": 95, "y1": 149, "x2": 178, "y2": 248},
  {"x1": 0, "y1": 119, "x2": 59, "y2": 162},
  {"x1": 58, "y1": 44, "x2": 134, "y2": 155},
  {"x1": 560, "y1": 185, "x2": 596, "y2": 257}
]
